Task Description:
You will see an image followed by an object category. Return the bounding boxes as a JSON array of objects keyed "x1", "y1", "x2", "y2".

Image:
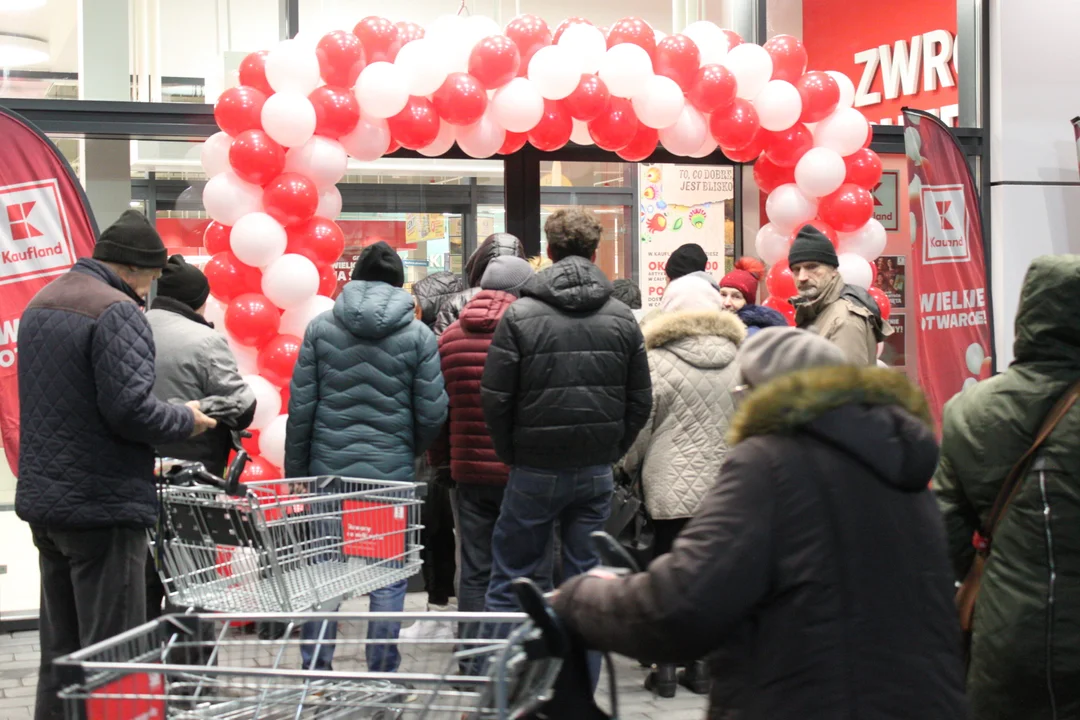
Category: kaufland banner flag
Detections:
[
  {"x1": 0, "y1": 107, "x2": 98, "y2": 475},
  {"x1": 903, "y1": 108, "x2": 993, "y2": 429}
]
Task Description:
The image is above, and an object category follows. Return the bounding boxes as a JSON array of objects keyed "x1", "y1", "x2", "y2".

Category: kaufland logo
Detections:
[
  {"x1": 0, "y1": 179, "x2": 77, "y2": 286},
  {"x1": 921, "y1": 183, "x2": 970, "y2": 264}
]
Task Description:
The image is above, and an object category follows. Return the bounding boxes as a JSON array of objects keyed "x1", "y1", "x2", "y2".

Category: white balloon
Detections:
[
  {"x1": 280, "y1": 295, "x2": 335, "y2": 337},
  {"x1": 690, "y1": 133, "x2": 718, "y2": 158},
  {"x1": 394, "y1": 39, "x2": 449, "y2": 97},
  {"x1": 570, "y1": 118, "x2": 594, "y2": 146},
  {"x1": 285, "y1": 137, "x2": 347, "y2": 189},
  {"x1": 965, "y1": 343, "x2": 985, "y2": 375},
  {"x1": 204, "y1": 297, "x2": 227, "y2": 328},
  {"x1": 258, "y1": 414, "x2": 289, "y2": 469},
  {"x1": 837, "y1": 252, "x2": 874, "y2": 290},
  {"x1": 813, "y1": 107, "x2": 870, "y2": 157},
  {"x1": 825, "y1": 71, "x2": 855, "y2": 110},
  {"x1": 723, "y1": 43, "x2": 773, "y2": 100},
  {"x1": 632, "y1": 75, "x2": 685, "y2": 130},
  {"x1": 659, "y1": 105, "x2": 707, "y2": 155},
  {"x1": 229, "y1": 340, "x2": 259, "y2": 374},
  {"x1": 765, "y1": 183, "x2": 819, "y2": 234},
  {"x1": 340, "y1": 111, "x2": 391, "y2": 161},
  {"x1": 963, "y1": 376, "x2": 978, "y2": 390},
  {"x1": 755, "y1": 80, "x2": 802, "y2": 131},
  {"x1": 599, "y1": 44, "x2": 653, "y2": 99},
  {"x1": 462, "y1": 15, "x2": 502, "y2": 48},
  {"x1": 755, "y1": 223, "x2": 790, "y2": 265},
  {"x1": 355, "y1": 62, "x2": 409, "y2": 119},
  {"x1": 230, "y1": 212, "x2": 287, "y2": 268},
  {"x1": 837, "y1": 219, "x2": 887, "y2": 261},
  {"x1": 794, "y1": 147, "x2": 846, "y2": 198},
  {"x1": 203, "y1": 172, "x2": 263, "y2": 226},
  {"x1": 201, "y1": 132, "x2": 233, "y2": 177},
  {"x1": 682, "y1": 21, "x2": 729, "y2": 65},
  {"x1": 557, "y1": 23, "x2": 607, "y2": 74},
  {"x1": 418, "y1": 120, "x2": 457, "y2": 157},
  {"x1": 262, "y1": 253, "x2": 320, "y2": 310},
  {"x1": 261, "y1": 92, "x2": 317, "y2": 148},
  {"x1": 265, "y1": 39, "x2": 322, "y2": 95},
  {"x1": 427, "y1": 15, "x2": 470, "y2": 72},
  {"x1": 316, "y1": 186, "x2": 342, "y2": 219},
  {"x1": 244, "y1": 375, "x2": 283, "y2": 431},
  {"x1": 528, "y1": 45, "x2": 582, "y2": 101},
  {"x1": 490, "y1": 78, "x2": 544, "y2": 133},
  {"x1": 457, "y1": 110, "x2": 506, "y2": 158}
]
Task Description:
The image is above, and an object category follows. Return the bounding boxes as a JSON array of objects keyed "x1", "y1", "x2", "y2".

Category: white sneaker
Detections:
[{"x1": 398, "y1": 604, "x2": 455, "y2": 641}]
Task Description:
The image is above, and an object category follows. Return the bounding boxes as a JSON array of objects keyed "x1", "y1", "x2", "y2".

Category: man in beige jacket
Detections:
[{"x1": 788, "y1": 225, "x2": 891, "y2": 365}]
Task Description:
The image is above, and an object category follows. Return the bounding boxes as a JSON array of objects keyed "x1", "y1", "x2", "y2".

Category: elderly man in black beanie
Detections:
[
  {"x1": 787, "y1": 224, "x2": 891, "y2": 365},
  {"x1": 16, "y1": 211, "x2": 217, "y2": 720}
]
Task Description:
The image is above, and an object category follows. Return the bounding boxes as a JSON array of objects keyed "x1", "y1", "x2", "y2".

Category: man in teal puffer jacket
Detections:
[{"x1": 285, "y1": 241, "x2": 448, "y2": 671}]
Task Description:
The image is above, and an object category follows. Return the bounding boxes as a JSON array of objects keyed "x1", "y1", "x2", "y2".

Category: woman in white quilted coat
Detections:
[{"x1": 618, "y1": 272, "x2": 747, "y2": 698}]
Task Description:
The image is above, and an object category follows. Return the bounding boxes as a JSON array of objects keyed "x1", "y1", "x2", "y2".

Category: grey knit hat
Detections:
[
  {"x1": 737, "y1": 327, "x2": 848, "y2": 388},
  {"x1": 481, "y1": 255, "x2": 533, "y2": 293}
]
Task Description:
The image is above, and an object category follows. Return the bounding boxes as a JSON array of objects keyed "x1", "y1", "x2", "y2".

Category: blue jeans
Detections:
[{"x1": 300, "y1": 578, "x2": 407, "y2": 671}]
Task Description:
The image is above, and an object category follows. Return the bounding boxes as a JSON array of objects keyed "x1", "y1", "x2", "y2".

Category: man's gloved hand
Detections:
[{"x1": 186, "y1": 400, "x2": 218, "y2": 437}]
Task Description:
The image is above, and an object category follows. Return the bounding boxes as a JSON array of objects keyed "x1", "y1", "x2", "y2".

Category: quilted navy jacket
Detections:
[
  {"x1": 284, "y1": 280, "x2": 448, "y2": 481},
  {"x1": 16, "y1": 258, "x2": 195, "y2": 529}
]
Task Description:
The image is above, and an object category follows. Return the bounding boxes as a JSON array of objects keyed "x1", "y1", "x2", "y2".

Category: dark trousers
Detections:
[
  {"x1": 32, "y1": 525, "x2": 147, "y2": 720},
  {"x1": 420, "y1": 482, "x2": 457, "y2": 606}
]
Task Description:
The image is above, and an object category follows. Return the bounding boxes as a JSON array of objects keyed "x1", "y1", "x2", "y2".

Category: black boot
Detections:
[
  {"x1": 678, "y1": 660, "x2": 712, "y2": 695},
  {"x1": 644, "y1": 664, "x2": 677, "y2": 698}
]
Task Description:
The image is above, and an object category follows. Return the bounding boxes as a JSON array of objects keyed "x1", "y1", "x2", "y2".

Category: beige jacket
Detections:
[{"x1": 794, "y1": 273, "x2": 891, "y2": 366}]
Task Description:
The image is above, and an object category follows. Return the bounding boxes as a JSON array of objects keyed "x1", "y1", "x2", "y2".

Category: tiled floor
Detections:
[{"x1": 0, "y1": 593, "x2": 708, "y2": 719}]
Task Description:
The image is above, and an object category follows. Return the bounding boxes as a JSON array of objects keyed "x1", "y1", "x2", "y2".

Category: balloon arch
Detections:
[{"x1": 198, "y1": 14, "x2": 890, "y2": 479}]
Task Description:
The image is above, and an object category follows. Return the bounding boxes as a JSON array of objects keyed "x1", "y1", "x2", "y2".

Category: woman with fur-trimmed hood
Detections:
[{"x1": 554, "y1": 327, "x2": 967, "y2": 720}]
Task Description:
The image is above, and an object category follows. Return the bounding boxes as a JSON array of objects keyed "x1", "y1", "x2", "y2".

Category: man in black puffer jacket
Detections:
[
  {"x1": 432, "y1": 233, "x2": 526, "y2": 336},
  {"x1": 481, "y1": 208, "x2": 652, "y2": 627}
]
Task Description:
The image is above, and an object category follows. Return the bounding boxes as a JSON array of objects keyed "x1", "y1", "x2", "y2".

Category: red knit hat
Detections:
[{"x1": 720, "y1": 257, "x2": 765, "y2": 304}]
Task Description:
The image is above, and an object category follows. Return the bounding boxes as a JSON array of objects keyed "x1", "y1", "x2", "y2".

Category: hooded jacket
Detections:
[
  {"x1": 432, "y1": 233, "x2": 526, "y2": 335},
  {"x1": 481, "y1": 256, "x2": 652, "y2": 470},
  {"x1": 284, "y1": 280, "x2": 448, "y2": 481},
  {"x1": 736, "y1": 304, "x2": 789, "y2": 337},
  {"x1": 413, "y1": 271, "x2": 466, "y2": 328},
  {"x1": 553, "y1": 365, "x2": 967, "y2": 720},
  {"x1": 619, "y1": 310, "x2": 745, "y2": 520},
  {"x1": 793, "y1": 273, "x2": 891, "y2": 365},
  {"x1": 934, "y1": 254, "x2": 1080, "y2": 720}
]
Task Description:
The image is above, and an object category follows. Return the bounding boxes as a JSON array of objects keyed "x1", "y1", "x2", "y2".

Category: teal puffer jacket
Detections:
[{"x1": 284, "y1": 280, "x2": 448, "y2": 481}]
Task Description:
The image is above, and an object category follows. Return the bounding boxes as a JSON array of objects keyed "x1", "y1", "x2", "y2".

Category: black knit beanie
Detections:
[
  {"x1": 92, "y1": 210, "x2": 168, "y2": 268},
  {"x1": 157, "y1": 254, "x2": 210, "y2": 310},
  {"x1": 665, "y1": 243, "x2": 709, "y2": 281},
  {"x1": 787, "y1": 224, "x2": 839, "y2": 268},
  {"x1": 352, "y1": 241, "x2": 404, "y2": 287}
]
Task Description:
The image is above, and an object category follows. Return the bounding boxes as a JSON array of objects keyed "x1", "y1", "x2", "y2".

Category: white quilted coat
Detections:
[{"x1": 619, "y1": 310, "x2": 746, "y2": 520}]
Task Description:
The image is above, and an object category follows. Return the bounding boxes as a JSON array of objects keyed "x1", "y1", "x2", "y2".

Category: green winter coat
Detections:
[{"x1": 934, "y1": 254, "x2": 1080, "y2": 720}]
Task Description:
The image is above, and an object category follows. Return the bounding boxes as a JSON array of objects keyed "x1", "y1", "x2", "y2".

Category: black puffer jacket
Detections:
[
  {"x1": 413, "y1": 271, "x2": 466, "y2": 328},
  {"x1": 481, "y1": 256, "x2": 652, "y2": 469},
  {"x1": 433, "y1": 233, "x2": 526, "y2": 335}
]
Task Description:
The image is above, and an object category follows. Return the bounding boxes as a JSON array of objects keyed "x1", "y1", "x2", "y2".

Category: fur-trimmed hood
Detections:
[
  {"x1": 644, "y1": 310, "x2": 746, "y2": 370},
  {"x1": 729, "y1": 365, "x2": 938, "y2": 492}
]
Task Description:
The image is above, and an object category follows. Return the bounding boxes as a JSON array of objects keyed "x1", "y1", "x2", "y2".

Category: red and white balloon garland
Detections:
[{"x1": 199, "y1": 14, "x2": 893, "y2": 478}]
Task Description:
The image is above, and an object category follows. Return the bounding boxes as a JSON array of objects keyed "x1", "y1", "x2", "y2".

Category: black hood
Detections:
[
  {"x1": 522, "y1": 256, "x2": 613, "y2": 313},
  {"x1": 413, "y1": 271, "x2": 466, "y2": 327},
  {"x1": 465, "y1": 233, "x2": 527, "y2": 287}
]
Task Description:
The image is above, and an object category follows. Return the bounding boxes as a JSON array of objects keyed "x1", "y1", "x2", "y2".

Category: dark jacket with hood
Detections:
[
  {"x1": 481, "y1": 256, "x2": 652, "y2": 470},
  {"x1": 736, "y1": 304, "x2": 789, "y2": 337},
  {"x1": 553, "y1": 365, "x2": 968, "y2": 720},
  {"x1": 934, "y1": 254, "x2": 1080, "y2": 720},
  {"x1": 413, "y1": 271, "x2": 467, "y2": 327},
  {"x1": 432, "y1": 233, "x2": 526, "y2": 336},
  {"x1": 16, "y1": 258, "x2": 195, "y2": 529},
  {"x1": 793, "y1": 273, "x2": 891, "y2": 365},
  {"x1": 284, "y1": 280, "x2": 448, "y2": 481}
]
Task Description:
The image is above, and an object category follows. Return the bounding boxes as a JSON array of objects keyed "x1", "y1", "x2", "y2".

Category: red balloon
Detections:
[
  {"x1": 262, "y1": 172, "x2": 319, "y2": 228},
  {"x1": 790, "y1": 218, "x2": 839, "y2": 247},
  {"x1": 764, "y1": 123, "x2": 813, "y2": 168},
  {"x1": 588, "y1": 97, "x2": 637, "y2": 151},
  {"x1": 286, "y1": 216, "x2": 346, "y2": 265},
  {"x1": 724, "y1": 132, "x2": 767, "y2": 162},
  {"x1": 309, "y1": 85, "x2": 360, "y2": 137},
  {"x1": 563, "y1": 74, "x2": 610, "y2": 122},
  {"x1": 753, "y1": 155, "x2": 795, "y2": 194},
  {"x1": 354, "y1": 16, "x2": 401, "y2": 63},
  {"x1": 257, "y1": 334, "x2": 302, "y2": 387},
  {"x1": 688, "y1": 64, "x2": 737, "y2": 114},
  {"x1": 317, "y1": 263, "x2": 338, "y2": 297},
  {"x1": 388, "y1": 96, "x2": 441, "y2": 149},
  {"x1": 240, "y1": 429, "x2": 261, "y2": 456},
  {"x1": 279, "y1": 384, "x2": 291, "y2": 409},
  {"x1": 552, "y1": 17, "x2": 593, "y2": 43},
  {"x1": 867, "y1": 286, "x2": 892, "y2": 321},
  {"x1": 818, "y1": 183, "x2": 875, "y2": 233},
  {"x1": 238, "y1": 51, "x2": 273, "y2": 96},
  {"x1": 499, "y1": 131, "x2": 528, "y2": 155},
  {"x1": 240, "y1": 454, "x2": 280, "y2": 484},
  {"x1": 616, "y1": 123, "x2": 658, "y2": 162},
  {"x1": 316, "y1": 30, "x2": 366, "y2": 87},
  {"x1": 796, "y1": 71, "x2": 840, "y2": 124},
  {"x1": 205, "y1": 252, "x2": 262, "y2": 303},
  {"x1": 395, "y1": 21, "x2": 425, "y2": 45},
  {"x1": 709, "y1": 98, "x2": 760, "y2": 151},
  {"x1": 722, "y1": 29, "x2": 744, "y2": 49},
  {"x1": 607, "y1": 17, "x2": 657, "y2": 58},
  {"x1": 763, "y1": 34, "x2": 807, "y2": 83},
  {"x1": 432, "y1": 73, "x2": 488, "y2": 126},
  {"x1": 765, "y1": 260, "x2": 797, "y2": 300},
  {"x1": 214, "y1": 86, "x2": 266, "y2": 137},
  {"x1": 844, "y1": 148, "x2": 883, "y2": 189},
  {"x1": 655, "y1": 34, "x2": 700, "y2": 92},
  {"x1": 528, "y1": 100, "x2": 573, "y2": 152},
  {"x1": 505, "y1": 15, "x2": 551, "y2": 75},
  {"x1": 229, "y1": 130, "x2": 285, "y2": 186},
  {"x1": 203, "y1": 222, "x2": 231, "y2": 256},
  {"x1": 225, "y1": 293, "x2": 281, "y2": 347},
  {"x1": 386, "y1": 139, "x2": 401, "y2": 154},
  {"x1": 469, "y1": 35, "x2": 521, "y2": 90},
  {"x1": 762, "y1": 295, "x2": 795, "y2": 325}
]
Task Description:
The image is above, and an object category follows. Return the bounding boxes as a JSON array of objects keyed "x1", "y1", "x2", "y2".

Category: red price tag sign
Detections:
[
  {"x1": 342, "y1": 500, "x2": 406, "y2": 560},
  {"x1": 87, "y1": 672, "x2": 165, "y2": 720}
]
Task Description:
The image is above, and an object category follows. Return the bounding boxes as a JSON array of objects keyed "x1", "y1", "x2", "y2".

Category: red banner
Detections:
[
  {"x1": 904, "y1": 108, "x2": 992, "y2": 429},
  {"x1": 0, "y1": 107, "x2": 98, "y2": 475}
]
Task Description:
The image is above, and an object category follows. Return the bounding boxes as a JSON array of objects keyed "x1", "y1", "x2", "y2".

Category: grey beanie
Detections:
[
  {"x1": 737, "y1": 327, "x2": 848, "y2": 388},
  {"x1": 481, "y1": 255, "x2": 533, "y2": 293}
]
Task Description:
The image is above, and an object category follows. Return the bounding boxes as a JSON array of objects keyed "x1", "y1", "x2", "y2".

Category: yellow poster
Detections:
[{"x1": 405, "y1": 214, "x2": 446, "y2": 243}]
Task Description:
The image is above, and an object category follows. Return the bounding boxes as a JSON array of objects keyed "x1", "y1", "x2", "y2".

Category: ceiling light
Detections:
[
  {"x1": 0, "y1": 33, "x2": 48, "y2": 67},
  {"x1": 0, "y1": 0, "x2": 47, "y2": 13}
]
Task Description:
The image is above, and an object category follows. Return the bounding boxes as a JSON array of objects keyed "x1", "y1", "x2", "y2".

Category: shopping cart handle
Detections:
[
  {"x1": 512, "y1": 577, "x2": 567, "y2": 660},
  {"x1": 590, "y1": 531, "x2": 641, "y2": 574}
]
